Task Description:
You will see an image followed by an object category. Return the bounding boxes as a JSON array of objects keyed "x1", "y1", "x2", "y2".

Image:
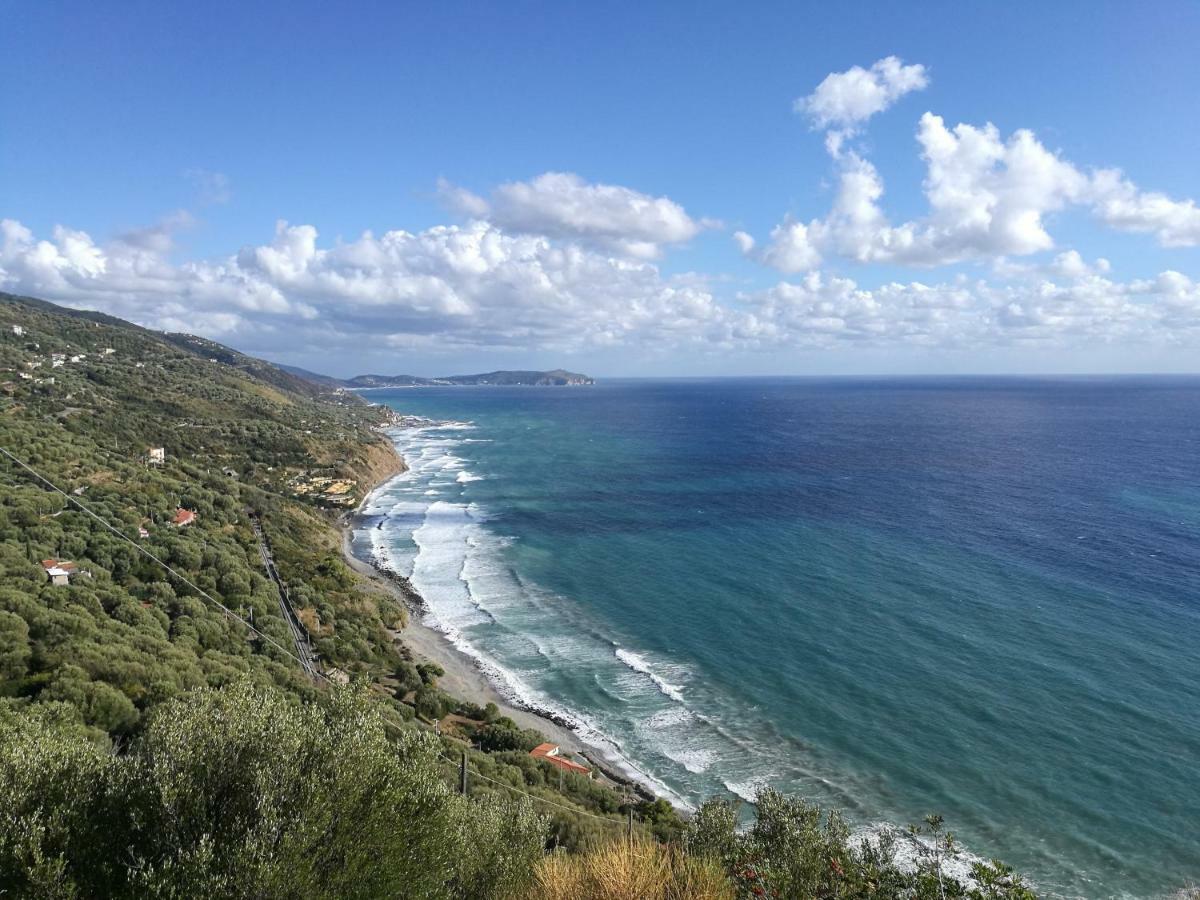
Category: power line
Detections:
[{"x1": 0, "y1": 444, "x2": 329, "y2": 684}]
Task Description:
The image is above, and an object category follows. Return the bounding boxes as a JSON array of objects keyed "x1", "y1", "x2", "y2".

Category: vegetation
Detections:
[
  {"x1": 0, "y1": 292, "x2": 1042, "y2": 897},
  {"x1": 0, "y1": 680, "x2": 544, "y2": 899}
]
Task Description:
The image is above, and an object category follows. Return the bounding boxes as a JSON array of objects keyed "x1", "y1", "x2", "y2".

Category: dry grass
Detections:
[{"x1": 523, "y1": 838, "x2": 734, "y2": 900}]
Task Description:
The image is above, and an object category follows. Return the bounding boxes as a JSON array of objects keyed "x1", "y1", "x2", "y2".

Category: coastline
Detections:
[{"x1": 340, "y1": 431, "x2": 653, "y2": 797}]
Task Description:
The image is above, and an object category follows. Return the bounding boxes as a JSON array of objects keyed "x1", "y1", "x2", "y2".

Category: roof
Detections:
[
  {"x1": 172, "y1": 508, "x2": 196, "y2": 525},
  {"x1": 530, "y1": 743, "x2": 590, "y2": 775},
  {"x1": 41, "y1": 558, "x2": 77, "y2": 573}
]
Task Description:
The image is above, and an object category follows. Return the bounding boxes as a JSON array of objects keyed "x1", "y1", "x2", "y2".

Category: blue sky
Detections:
[{"x1": 3, "y1": 1, "x2": 1200, "y2": 376}]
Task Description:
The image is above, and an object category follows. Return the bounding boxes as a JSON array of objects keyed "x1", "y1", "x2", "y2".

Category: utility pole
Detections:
[
  {"x1": 459, "y1": 750, "x2": 468, "y2": 796},
  {"x1": 627, "y1": 808, "x2": 634, "y2": 841}
]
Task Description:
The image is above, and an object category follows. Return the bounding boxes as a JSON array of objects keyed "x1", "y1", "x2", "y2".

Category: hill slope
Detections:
[{"x1": 284, "y1": 367, "x2": 595, "y2": 388}]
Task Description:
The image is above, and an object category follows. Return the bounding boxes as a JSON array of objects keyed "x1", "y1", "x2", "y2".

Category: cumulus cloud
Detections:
[
  {"x1": 1090, "y1": 168, "x2": 1200, "y2": 247},
  {"x1": 796, "y1": 56, "x2": 929, "y2": 156},
  {"x1": 3, "y1": 214, "x2": 1199, "y2": 361},
  {"x1": 748, "y1": 106, "x2": 1200, "y2": 272},
  {"x1": 742, "y1": 267, "x2": 1200, "y2": 349},
  {"x1": 0, "y1": 216, "x2": 737, "y2": 354},
  {"x1": 437, "y1": 172, "x2": 713, "y2": 258}
]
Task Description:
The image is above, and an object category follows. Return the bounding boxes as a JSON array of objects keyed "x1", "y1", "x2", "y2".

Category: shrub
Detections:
[{"x1": 524, "y1": 837, "x2": 734, "y2": 900}]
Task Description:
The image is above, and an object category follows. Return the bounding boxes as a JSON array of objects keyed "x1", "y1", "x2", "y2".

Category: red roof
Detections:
[
  {"x1": 530, "y1": 743, "x2": 590, "y2": 775},
  {"x1": 172, "y1": 508, "x2": 196, "y2": 526},
  {"x1": 41, "y1": 559, "x2": 77, "y2": 572}
]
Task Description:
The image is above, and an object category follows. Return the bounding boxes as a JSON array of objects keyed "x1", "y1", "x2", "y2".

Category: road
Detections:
[{"x1": 249, "y1": 513, "x2": 319, "y2": 678}]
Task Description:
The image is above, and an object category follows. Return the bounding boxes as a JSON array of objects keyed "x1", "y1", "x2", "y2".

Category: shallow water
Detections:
[{"x1": 353, "y1": 377, "x2": 1200, "y2": 898}]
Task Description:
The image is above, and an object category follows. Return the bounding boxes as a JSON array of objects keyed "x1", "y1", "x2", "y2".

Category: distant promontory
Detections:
[{"x1": 281, "y1": 366, "x2": 594, "y2": 388}]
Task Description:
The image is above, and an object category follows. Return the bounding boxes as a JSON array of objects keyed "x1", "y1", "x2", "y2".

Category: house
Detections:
[
  {"x1": 147, "y1": 447, "x2": 165, "y2": 465},
  {"x1": 51, "y1": 354, "x2": 64, "y2": 368},
  {"x1": 529, "y1": 743, "x2": 592, "y2": 777},
  {"x1": 41, "y1": 558, "x2": 78, "y2": 586},
  {"x1": 102, "y1": 347, "x2": 115, "y2": 355},
  {"x1": 69, "y1": 354, "x2": 85, "y2": 363},
  {"x1": 171, "y1": 508, "x2": 196, "y2": 527},
  {"x1": 11, "y1": 325, "x2": 24, "y2": 336}
]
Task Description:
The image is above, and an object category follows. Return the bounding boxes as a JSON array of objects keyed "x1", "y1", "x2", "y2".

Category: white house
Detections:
[
  {"x1": 12, "y1": 325, "x2": 25, "y2": 336},
  {"x1": 41, "y1": 559, "x2": 78, "y2": 587},
  {"x1": 148, "y1": 447, "x2": 165, "y2": 465}
]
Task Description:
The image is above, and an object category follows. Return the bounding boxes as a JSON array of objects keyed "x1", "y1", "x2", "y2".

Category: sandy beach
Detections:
[
  {"x1": 338, "y1": 524, "x2": 592, "y2": 758},
  {"x1": 339, "y1": 440, "x2": 648, "y2": 794}
]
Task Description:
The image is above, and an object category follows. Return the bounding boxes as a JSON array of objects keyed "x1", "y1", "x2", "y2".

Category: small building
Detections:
[
  {"x1": 147, "y1": 447, "x2": 165, "y2": 465},
  {"x1": 102, "y1": 347, "x2": 115, "y2": 355},
  {"x1": 138, "y1": 525, "x2": 150, "y2": 539},
  {"x1": 11, "y1": 325, "x2": 24, "y2": 336},
  {"x1": 172, "y1": 508, "x2": 196, "y2": 527},
  {"x1": 529, "y1": 743, "x2": 592, "y2": 778},
  {"x1": 41, "y1": 559, "x2": 78, "y2": 586}
]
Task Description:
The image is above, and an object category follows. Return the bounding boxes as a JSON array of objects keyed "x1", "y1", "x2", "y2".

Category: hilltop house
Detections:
[
  {"x1": 172, "y1": 508, "x2": 196, "y2": 527},
  {"x1": 529, "y1": 743, "x2": 592, "y2": 778}
]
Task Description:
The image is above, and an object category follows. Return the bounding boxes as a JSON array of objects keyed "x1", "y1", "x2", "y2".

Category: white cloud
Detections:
[
  {"x1": 749, "y1": 110, "x2": 1200, "y2": 271},
  {"x1": 732, "y1": 230, "x2": 756, "y2": 254},
  {"x1": 437, "y1": 172, "x2": 712, "y2": 258},
  {"x1": 3, "y1": 214, "x2": 1199, "y2": 360},
  {"x1": 1089, "y1": 168, "x2": 1200, "y2": 247},
  {"x1": 0, "y1": 217, "x2": 736, "y2": 353},
  {"x1": 796, "y1": 56, "x2": 929, "y2": 156}
]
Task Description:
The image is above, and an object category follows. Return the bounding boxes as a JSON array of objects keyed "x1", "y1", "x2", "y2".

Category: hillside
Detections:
[{"x1": 284, "y1": 367, "x2": 595, "y2": 388}]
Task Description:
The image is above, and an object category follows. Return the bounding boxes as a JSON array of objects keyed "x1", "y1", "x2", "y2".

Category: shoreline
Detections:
[{"x1": 340, "y1": 432, "x2": 656, "y2": 800}]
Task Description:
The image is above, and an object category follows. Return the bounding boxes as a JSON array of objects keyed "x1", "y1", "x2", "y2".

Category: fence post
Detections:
[{"x1": 460, "y1": 750, "x2": 468, "y2": 796}]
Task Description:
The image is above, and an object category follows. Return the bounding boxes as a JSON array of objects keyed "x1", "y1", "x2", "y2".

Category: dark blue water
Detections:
[{"x1": 355, "y1": 377, "x2": 1200, "y2": 898}]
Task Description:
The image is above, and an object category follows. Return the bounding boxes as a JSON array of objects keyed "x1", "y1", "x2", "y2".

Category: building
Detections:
[
  {"x1": 529, "y1": 743, "x2": 592, "y2": 777},
  {"x1": 147, "y1": 447, "x2": 165, "y2": 465},
  {"x1": 102, "y1": 347, "x2": 115, "y2": 355},
  {"x1": 41, "y1": 559, "x2": 78, "y2": 586},
  {"x1": 171, "y1": 508, "x2": 196, "y2": 527},
  {"x1": 11, "y1": 325, "x2": 24, "y2": 336}
]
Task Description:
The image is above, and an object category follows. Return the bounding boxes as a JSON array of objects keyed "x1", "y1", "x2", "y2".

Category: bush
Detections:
[
  {"x1": 524, "y1": 838, "x2": 734, "y2": 900},
  {"x1": 0, "y1": 679, "x2": 548, "y2": 899}
]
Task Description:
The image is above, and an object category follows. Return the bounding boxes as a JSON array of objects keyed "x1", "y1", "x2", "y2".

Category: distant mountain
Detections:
[
  {"x1": 277, "y1": 363, "x2": 352, "y2": 388},
  {"x1": 285, "y1": 367, "x2": 595, "y2": 388}
]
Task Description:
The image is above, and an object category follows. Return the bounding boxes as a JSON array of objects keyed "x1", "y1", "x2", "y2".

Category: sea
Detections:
[{"x1": 349, "y1": 377, "x2": 1200, "y2": 899}]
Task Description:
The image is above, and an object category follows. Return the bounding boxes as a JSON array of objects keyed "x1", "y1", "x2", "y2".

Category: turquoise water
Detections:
[{"x1": 352, "y1": 377, "x2": 1200, "y2": 898}]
